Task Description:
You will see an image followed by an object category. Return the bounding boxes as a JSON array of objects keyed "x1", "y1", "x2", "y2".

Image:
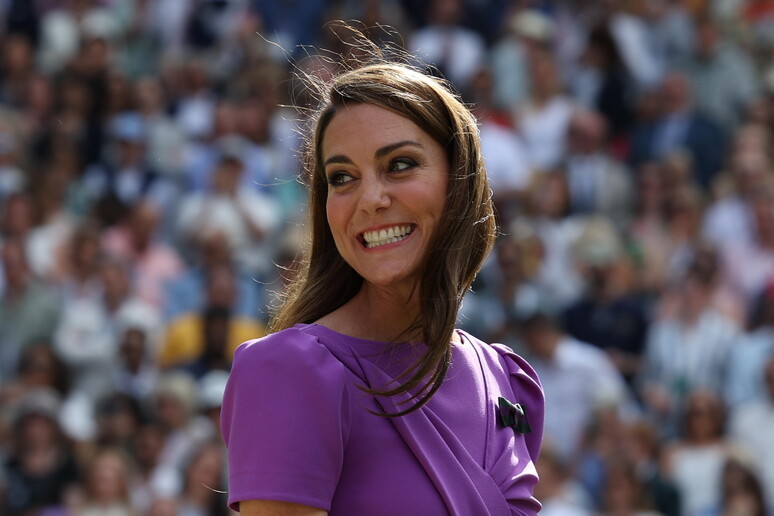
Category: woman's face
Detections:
[{"x1": 322, "y1": 103, "x2": 448, "y2": 293}]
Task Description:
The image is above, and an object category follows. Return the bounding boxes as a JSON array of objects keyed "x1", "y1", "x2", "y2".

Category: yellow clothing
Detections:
[{"x1": 159, "y1": 314, "x2": 265, "y2": 368}]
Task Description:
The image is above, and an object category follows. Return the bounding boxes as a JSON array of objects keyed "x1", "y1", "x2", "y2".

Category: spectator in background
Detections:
[
  {"x1": 0, "y1": 129, "x2": 25, "y2": 202},
  {"x1": 702, "y1": 453, "x2": 768, "y2": 516},
  {"x1": 0, "y1": 237, "x2": 61, "y2": 381},
  {"x1": 567, "y1": 24, "x2": 635, "y2": 143},
  {"x1": 133, "y1": 75, "x2": 186, "y2": 178},
  {"x1": 1, "y1": 190, "x2": 34, "y2": 245},
  {"x1": 0, "y1": 34, "x2": 35, "y2": 108},
  {"x1": 629, "y1": 160, "x2": 674, "y2": 298},
  {"x1": 114, "y1": 322, "x2": 161, "y2": 401},
  {"x1": 92, "y1": 392, "x2": 143, "y2": 453},
  {"x1": 663, "y1": 390, "x2": 737, "y2": 516},
  {"x1": 173, "y1": 57, "x2": 217, "y2": 142},
  {"x1": 57, "y1": 222, "x2": 103, "y2": 302},
  {"x1": 726, "y1": 284, "x2": 774, "y2": 406},
  {"x1": 196, "y1": 369, "x2": 229, "y2": 441},
  {"x1": 176, "y1": 440, "x2": 229, "y2": 516},
  {"x1": 608, "y1": 0, "x2": 665, "y2": 92},
  {"x1": 176, "y1": 149, "x2": 280, "y2": 278},
  {"x1": 562, "y1": 218, "x2": 649, "y2": 390},
  {"x1": 644, "y1": 0, "x2": 695, "y2": 77},
  {"x1": 660, "y1": 185, "x2": 717, "y2": 293},
  {"x1": 67, "y1": 447, "x2": 134, "y2": 516},
  {"x1": 620, "y1": 419, "x2": 682, "y2": 516},
  {"x1": 640, "y1": 251, "x2": 740, "y2": 437},
  {"x1": 0, "y1": 341, "x2": 70, "y2": 407},
  {"x1": 533, "y1": 443, "x2": 593, "y2": 516},
  {"x1": 164, "y1": 230, "x2": 264, "y2": 322},
  {"x1": 25, "y1": 159, "x2": 79, "y2": 283},
  {"x1": 407, "y1": 0, "x2": 486, "y2": 93},
  {"x1": 517, "y1": 311, "x2": 633, "y2": 464},
  {"x1": 702, "y1": 148, "x2": 771, "y2": 252},
  {"x1": 515, "y1": 47, "x2": 577, "y2": 173},
  {"x1": 468, "y1": 67, "x2": 533, "y2": 224},
  {"x1": 0, "y1": 388, "x2": 80, "y2": 516},
  {"x1": 629, "y1": 71, "x2": 727, "y2": 191},
  {"x1": 234, "y1": 96, "x2": 287, "y2": 195},
  {"x1": 465, "y1": 220, "x2": 549, "y2": 345},
  {"x1": 680, "y1": 15, "x2": 760, "y2": 131},
  {"x1": 53, "y1": 254, "x2": 161, "y2": 413},
  {"x1": 717, "y1": 179, "x2": 774, "y2": 312},
  {"x1": 160, "y1": 263, "x2": 265, "y2": 372},
  {"x1": 79, "y1": 111, "x2": 177, "y2": 228},
  {"x1": 36, "y1": 0, "x2": 123, "y2": 76},
  {"x1": 102, "y1": 200, "x2": 185, "y2": 310},
  {"x1": 150, "y1": 372, "x2": 214, "y2": 482},
  {"x1": 489, "y1": 8, "x2": 553, "y2": 113},
  {"x1": 252, "y1": 0, "x2": 328, "y2": 60},
  {"x1": 562, "y1": 107, "x2": 634, "y2": 225},
  {"x1": 129, "y1": 420, "x2": 180, "y2": 514},
  {"x1": 600, "y1": 457, "x2": 662, "y2": 516},
  {"x1": 729, "y1": 356, "x2": 774, "y2": 512},
  {"x1": 520, "y1": 170, "x2": 587, "y2": 312}
]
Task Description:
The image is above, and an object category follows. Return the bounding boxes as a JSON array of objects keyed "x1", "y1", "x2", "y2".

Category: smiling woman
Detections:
[{"x1": 220, "y1": 26, "x2": 544, "y2": 516}]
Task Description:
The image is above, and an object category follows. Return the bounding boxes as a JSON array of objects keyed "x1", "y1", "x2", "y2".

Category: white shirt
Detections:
[
  {"x1": 729, "y1": 399, "x2": 774, "y2": 512},
  {"x1": 528, "y1": 336, "x2": 631, "y2": 460}
]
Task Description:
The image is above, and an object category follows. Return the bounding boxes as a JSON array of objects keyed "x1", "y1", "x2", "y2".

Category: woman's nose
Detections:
[{"x1": 359, "y1": 174, "x2": 391, "y2": 212}]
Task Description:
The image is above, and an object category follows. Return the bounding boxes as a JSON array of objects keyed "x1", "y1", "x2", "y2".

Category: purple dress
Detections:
[{"x1": 221, "y1": 323, "x2": 544, "y2": 515}]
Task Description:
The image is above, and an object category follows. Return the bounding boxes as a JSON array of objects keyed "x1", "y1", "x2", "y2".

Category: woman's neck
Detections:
[{"x1": 316, "y1": 283, "x2": 422, "y2": 343}]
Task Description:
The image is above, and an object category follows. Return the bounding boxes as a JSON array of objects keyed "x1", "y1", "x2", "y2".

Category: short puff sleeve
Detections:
[{"x1": 220, "y1": 328, "x2": 352, "y2": 511}]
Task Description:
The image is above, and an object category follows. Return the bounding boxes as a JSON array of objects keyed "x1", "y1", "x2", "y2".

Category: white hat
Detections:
[
  {"x1": 509, "y1": 10, "x2": 553, "y2": 42},
  {"x1": 198, "y1": 370, "x2": 230, "y2": 410}
]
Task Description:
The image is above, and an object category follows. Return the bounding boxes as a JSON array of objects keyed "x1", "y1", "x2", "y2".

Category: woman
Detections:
[{"x1": 220, "y1": 38, "x2": 544, "y2": 515}]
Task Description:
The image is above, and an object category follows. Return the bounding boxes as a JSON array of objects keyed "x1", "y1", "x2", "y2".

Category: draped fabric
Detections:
[{"x1": 222, "y1": 324, "x2": 544, "y2": 515}]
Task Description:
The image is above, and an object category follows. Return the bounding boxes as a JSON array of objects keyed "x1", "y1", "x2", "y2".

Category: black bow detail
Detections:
[{"x1": 498, "y1": 397, "x2": 531, "y2": 434}]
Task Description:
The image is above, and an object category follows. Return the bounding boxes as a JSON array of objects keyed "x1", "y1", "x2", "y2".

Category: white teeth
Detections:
[{"x1": 362, "y1": 225, "x2": 414, "y2": 248}]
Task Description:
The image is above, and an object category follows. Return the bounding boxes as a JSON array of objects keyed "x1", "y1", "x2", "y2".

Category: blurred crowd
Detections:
[{"x1": 0, "y1": 0, "x2": 773, "y2": 515}]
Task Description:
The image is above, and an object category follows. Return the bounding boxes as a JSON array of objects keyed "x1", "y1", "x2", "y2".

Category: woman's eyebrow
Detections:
[
  {"x1": 323, "y1": 140, "x2": 424, "y2": 168},
  {"x1": 375, "y1": 140, "x2": 423, "y2": 159},
  {"x1": 323, "y1": 155, "x2": 352, "y2": 167}
]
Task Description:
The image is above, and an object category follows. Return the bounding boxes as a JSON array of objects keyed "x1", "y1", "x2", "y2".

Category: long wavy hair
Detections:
[{"x1": 271, "y1": 36, "x2": 497, "y2": 415}]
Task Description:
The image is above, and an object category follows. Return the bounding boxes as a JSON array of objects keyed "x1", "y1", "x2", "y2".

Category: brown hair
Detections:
[{"x1": 270, "y1": 30, "x2": 496, "y2": 415}]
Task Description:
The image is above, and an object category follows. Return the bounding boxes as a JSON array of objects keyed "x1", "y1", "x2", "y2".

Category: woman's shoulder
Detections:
[{"x1": 231, "y1": 324, "x2": 349, "y2": 380}]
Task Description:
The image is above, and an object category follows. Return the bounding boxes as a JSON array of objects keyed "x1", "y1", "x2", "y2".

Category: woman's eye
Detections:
[
  {"x1": 327, "y1": 172, "x2": 353, "y2": 187},
  {"x1": 390, "y1": 158, "x2": 418, "y2": 172}
]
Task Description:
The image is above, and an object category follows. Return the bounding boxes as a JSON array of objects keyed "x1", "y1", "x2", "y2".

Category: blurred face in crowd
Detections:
[
  {"x1": 695, "y1": 20, "x2": 719, "y2": 59},
  {"x1": 567, "y1": 110, "x2": 606, "y2": 154},
  {"x1": 185, "y1": 444, "x2": 224, "y2": 493},
  {"x1": 212, "y1": 157, "x2": 242, "y2": 195},
  {"x1": 86, "y1": 450, "x2": 129, "y2": 503},
  {"x1": 2, "y1": 193, "x2": 33, "y2": 236},
  {"x1": 660, "y1": 73, "x2": 691, "y2": 114},
  {"x1": 133, "y1": 423, "x2": 165, "y2": 471},
  {"x1": 2, "y1": 238, "x2": 30, "y2": 292},
  {"x1": 18, "y1": 343, "x2": 62, "y2": 389},
  {"x1": 135, "y1": 76, "x2": 166, "y2": 115},
  {"x1": 128, "y1": 201, "x2": 159, "y2": 252},
  {"x1": 119, "y1": 328, "x2": 147, "y2": 373},
  {"x1": 684, "y1": 391, "x2": 724, "y2": 442},
  {"x1": 751, "y1": 193, "x2": 774, "y2": 245},
  {"x1": 101, "y1": 260, "x2": 130, "y2": 304}
]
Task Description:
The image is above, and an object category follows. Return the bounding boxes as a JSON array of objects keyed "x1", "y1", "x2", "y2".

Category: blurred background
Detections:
[{"x1": 0, "y1": 0, "x2": 773, "y2": 515}]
